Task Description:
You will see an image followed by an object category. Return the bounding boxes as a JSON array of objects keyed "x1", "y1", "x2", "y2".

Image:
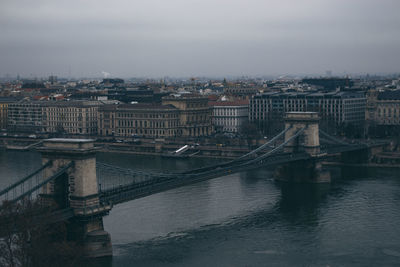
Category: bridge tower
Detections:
[
  {"x1": 284, "y1": 112, "x2": 320, "y2": 156},
  {"x1": 37, "y1": 138, "x2": 112, "y2": 258},
  {"x1": 276, "y1": 112, "x2": 330, "y2": 183}
]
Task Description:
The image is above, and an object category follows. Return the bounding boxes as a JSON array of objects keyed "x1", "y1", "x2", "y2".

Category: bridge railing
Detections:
[{"x1": 96, "y1": 162, "x2": 175, "y2": 192}]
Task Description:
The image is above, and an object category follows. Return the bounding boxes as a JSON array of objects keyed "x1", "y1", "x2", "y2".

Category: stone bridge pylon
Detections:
[
  {"x1": 37, "y1": 139, "x2": 112, "y2": 258},
  {"x1": 276, "y1": 112, "x2": 330, "y2": 183},
  {"x1": 284, "y1": 112, "x2": 320, "y2": 155}
]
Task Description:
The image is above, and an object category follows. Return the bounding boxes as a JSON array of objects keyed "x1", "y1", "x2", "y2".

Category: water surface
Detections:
[{"x1": 1, "y1": 150, "x2": 400, "y2": 266}]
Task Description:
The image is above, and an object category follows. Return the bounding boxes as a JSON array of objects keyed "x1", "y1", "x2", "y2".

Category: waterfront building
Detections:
[
  {"x1": 250, "y1": 91, "x2": 366, "y2": 134},
  {"x1": 209, "y1": 100, "x2": 249, "y2": 133},
  {"x1": 8, "y1": 100, "x2": 43, "y2": 133},
  {"x1": 374, "y1": 90, "x2": 400, "y2": 125},
  {"x1": 162, "y1": 94, "x2": 213, "y2": 137},
  {"x1": 98, "y1": 103, "x2": 180, "y2": 138},
  {"x1": 0, "y1": 97, "x2": 16, "y2": 130},
  {"x1": 7, "y1": 100, "x2": 100, "y2": 135},
  {"x1": 366, "y1": 90, "x2": 400, "y2": 135},
  {"x1": 42, "y1": 101, "x2": 100, "y2": 135}
]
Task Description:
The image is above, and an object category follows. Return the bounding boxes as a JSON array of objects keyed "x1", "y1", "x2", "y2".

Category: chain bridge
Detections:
[{"x1": 0, "y1": 112, "x2": 388, "y2": 257}]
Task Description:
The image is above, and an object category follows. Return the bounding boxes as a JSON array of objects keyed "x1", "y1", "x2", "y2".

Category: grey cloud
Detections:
[{"x1": 0, "y1": 0, "x2": 399, "y2": 77}]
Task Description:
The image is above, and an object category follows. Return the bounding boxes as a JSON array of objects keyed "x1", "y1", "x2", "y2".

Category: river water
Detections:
[{"x1": 1, "y1": 149, "x2": 400, "y2": 266}]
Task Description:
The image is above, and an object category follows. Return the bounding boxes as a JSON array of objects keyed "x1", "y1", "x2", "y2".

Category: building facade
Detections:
[
  {"x1": 42, "y1": 101, "x2": 100, "y2": 135},
  {"x1": 8, "y1": 100, "x2": 43, "y2": 133},
  {"x1": 98, "y1": 103, "x2": 180, "y2": 138},
  {"x1": 209, "y1": 100, "x2": 249, "y2": 133},
  {"x1": 373, "y1": 91, "x2": 400, "y2": 125},
  {"x1": 162, "y1": 94, "x2": 213, "y2": 137},
  {"x1": 366, "y1": 90, "x2": 400, "y2": 136},
  {"x1": 0, "y1": 98, "x2": 15, "y2": 130},
  {"x1": 7, "y1": 100, "x2": 100, "y2": 135},
  {"x1": 250, "y1": 91, "x2": 366, "y2": 134},
  {"x1": 223, "y1": 87, "x2": 259, "y2": 97}
]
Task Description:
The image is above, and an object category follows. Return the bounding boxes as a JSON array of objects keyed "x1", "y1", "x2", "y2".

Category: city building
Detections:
[
  {"x1": 42, "y1": 101, "x2": 100, "y2": 135},
  {"x1": 366, "y1": 90, "x2": 400, "y2": 135},
  {"x1": 8, "y1": 100, "x2": 43, "y2": 133},
  {"x1": 301, "y1": 78, "x2": 353, "y2": 91},
  {"x1": 250, "y1": 91, "x2": 366, "y2": 134},
  {"x1": 223, "y1": 87, "x2": 260, "y2": 98},
  {"x1": 162, "y1": 94, "x2": 213, "y2": 137},
  {"x1": 374, "y1": 90, "x2": 400, "y2": 125},
  {"x1": 0, "y1": 97, "x2": 16, "y2": 130},
  {"x1": 98, "y1": 103, "x2": 180, "y2": 138},
  {"x1": 7, "y1": 100, "x2": 100, "y2": 135},
  {"x1": 209, "y1": 100, "x2": 249, "y2": 133}
]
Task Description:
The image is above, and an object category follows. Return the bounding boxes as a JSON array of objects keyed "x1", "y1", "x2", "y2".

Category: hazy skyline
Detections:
[{"x1": 1, "y1": 0, "x2": 400, "y2": 78}]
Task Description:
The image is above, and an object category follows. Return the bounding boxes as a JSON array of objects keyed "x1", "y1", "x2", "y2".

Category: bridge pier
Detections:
[
  {"x1": 340, "y1": 148, "x2": 370, "y2": 164},
  {"x1": 37, "y1": 138, "x2": 112, "y2": 258},
  {"x1": 276, "y1": 112, "x2": 330, "y2": 183},
  {"x1": 275, "y1": 159, "x2": 331, "y2": 183}
]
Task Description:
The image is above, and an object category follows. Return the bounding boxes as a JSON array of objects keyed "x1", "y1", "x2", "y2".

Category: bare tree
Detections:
[{"x1": 0, "y1": 200, "x2": 83, "y2": 267}]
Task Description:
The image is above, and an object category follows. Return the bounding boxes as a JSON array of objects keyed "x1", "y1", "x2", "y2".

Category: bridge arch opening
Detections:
[{"x1": 53, "y1": 172, "x2": 69, "y2": 209}]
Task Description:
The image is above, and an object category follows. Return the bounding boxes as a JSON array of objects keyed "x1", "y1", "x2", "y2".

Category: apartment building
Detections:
[
  {"x1": 8, "y1": 100, "x2": 100, "y2": 135},
  {"x1": 162, "y1": 94, "x2": 213, "y2": 137},
  {"x1": 366, "y1": 90, "x2": 400, "y2": 137},
  {"x1": 0, "y1": 97, "x2": 16, "y2": 130},
  {"x1": 98, "y1": 103, "x2": 180, "y2": 138},
  {"x1": 8, "y1": 100, "x2": 43, "y2": 132},
  {"x1": 209, "y1": 100, "x2": 249, "y2": 133},
  {"x1": 374, "y1": 90, "x2": 400, "y2": 125},
  {"x1": 250, "y1": 91, "x2": 366, "y2": 133},
  {"x1": 42, "y1": 101, "x2": 100, "y2": 135}
]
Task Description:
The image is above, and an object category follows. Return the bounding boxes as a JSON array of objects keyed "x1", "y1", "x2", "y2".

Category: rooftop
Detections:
[
  {"x1": 45, "y1": 138, "x2": 94, "y2": 143},
  {"x1": 208, "y1": 100, "x2": 249, "y2": 107},
  {"x1": 377, "y1": 90, "x2": 400, "y2": 100}
]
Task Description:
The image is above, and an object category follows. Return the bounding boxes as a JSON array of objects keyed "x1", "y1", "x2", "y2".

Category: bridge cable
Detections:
[
  {"x1": 242, "y1": 127, "x2": 306, "y2": 166},
  {"x1": 6, "y1": 161, "x2": 74, "y2": 204},
  {"x1": 0, "y1": 161, "x2": 53, "y2": 198},
  {"x1": 177, "y1": 127, "x2": 294, "y2": 175},
  {"x1": 235, "y1": 126, "x2": 293, "y2": 161},
  {"x1": 96, "y1": 127, "x2": 298, "y2": 186},
  {"x1": 97, "y1": 162, "x2": 167, "y2": 177},
  {"x1": 318, "y1": 129, "x2": 348, "y2": 145}
]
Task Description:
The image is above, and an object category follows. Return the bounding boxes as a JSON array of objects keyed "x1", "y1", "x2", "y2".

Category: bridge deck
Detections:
[{"x1": 100, "y1": 152, "x2": 311, "y2": 205}]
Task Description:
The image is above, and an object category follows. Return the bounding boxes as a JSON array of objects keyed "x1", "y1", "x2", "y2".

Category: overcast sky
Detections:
[{"x1": 1, "y1": 0, "x2": 400, "y2": 78}]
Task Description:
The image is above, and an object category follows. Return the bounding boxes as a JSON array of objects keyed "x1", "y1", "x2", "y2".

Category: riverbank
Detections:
[
  {"x1": 0, "y1": 136, "x2": 252, "y2": 159},
  {"x1": 96, "y1": 142, "x2": 246, "y2": 159},
  {"x1": 1, "y1": 136, "x2": 399, "y2": 164},
  {"x1": 323, "y1": 161, "x2": 400, "y2": 169}
]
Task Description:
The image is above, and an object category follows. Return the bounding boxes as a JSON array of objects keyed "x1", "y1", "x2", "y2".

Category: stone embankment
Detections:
[{"x1": 0, "y1": 136, "x2": 254, "y2": 159}]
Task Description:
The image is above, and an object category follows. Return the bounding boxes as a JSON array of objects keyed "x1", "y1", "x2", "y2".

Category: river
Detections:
[{"x1": 1, "y1": 149, "x2": 400, "y2": 266}]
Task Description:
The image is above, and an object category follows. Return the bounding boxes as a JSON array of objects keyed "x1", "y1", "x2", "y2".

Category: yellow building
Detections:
[
  {"x1": 0, "y1": 100, "x2": 11, "y2": 130},
  {"x1": 162, "y1": 94, "x2": 213, "y2": 137}
]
